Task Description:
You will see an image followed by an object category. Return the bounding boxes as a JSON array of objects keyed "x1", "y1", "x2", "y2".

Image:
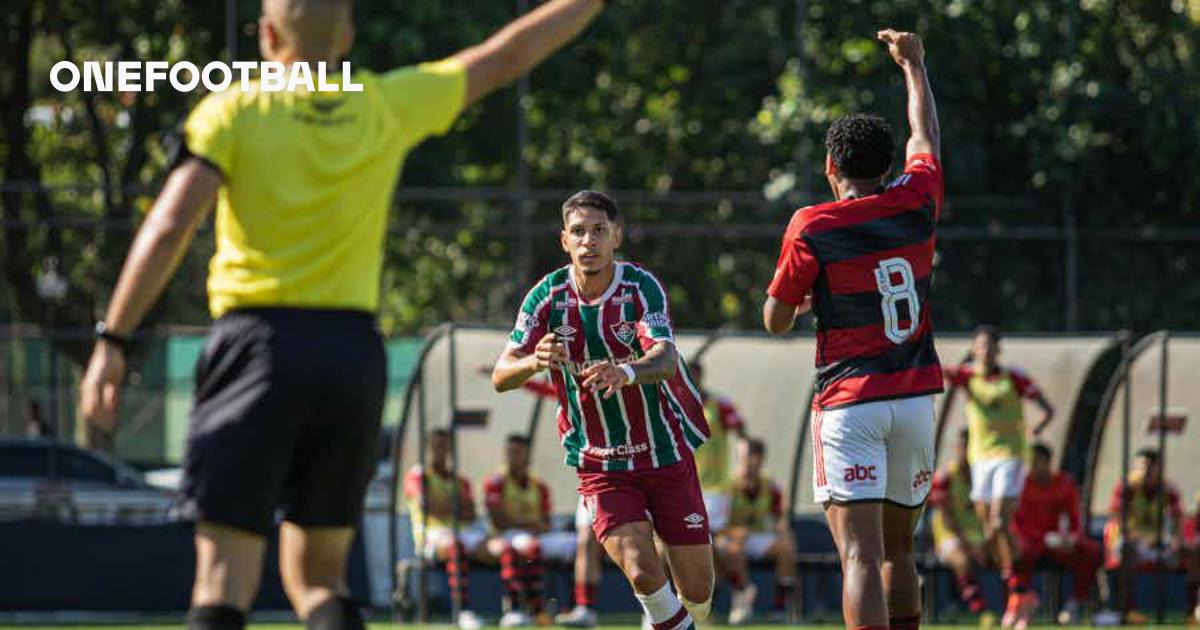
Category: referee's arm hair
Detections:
[
  {"x1": 81, "y1": 159, "x2": 219, "y2": 429},
  {"x1": 452, "y1": 0, "x2": 605, "y2": 107}
]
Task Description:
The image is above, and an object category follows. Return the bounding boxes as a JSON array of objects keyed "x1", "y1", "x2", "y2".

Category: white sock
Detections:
[{"x1": 635, "y1": 583, "x2": 693, "y2": 629}]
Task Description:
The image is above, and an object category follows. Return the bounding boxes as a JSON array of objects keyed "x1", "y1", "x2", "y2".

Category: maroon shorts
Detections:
[{"x1": 577, "y1": 458, "x2": 710, "y2": 546}]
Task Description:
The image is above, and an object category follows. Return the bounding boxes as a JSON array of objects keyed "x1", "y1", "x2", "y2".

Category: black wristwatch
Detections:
[{"x1": 94, "y1": 321, "x2": 132, "y2": 352}]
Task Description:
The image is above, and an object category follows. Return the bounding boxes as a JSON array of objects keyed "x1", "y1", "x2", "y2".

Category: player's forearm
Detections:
[
  {"x1": 103, "y1": 164, "x2": 215, "y2": 335},
  {"x1": 629, "y1": 341, "x2": 677, "y2": 384},
  {"x1": 901, "y1": 61, "x2": 940, "y2": 160},
  {"x1": 493, "y1": 352, "x2": 540, "y2": 393},
  {"x1": 459, "y1": 0, "x2": 604, "y2": 106}
]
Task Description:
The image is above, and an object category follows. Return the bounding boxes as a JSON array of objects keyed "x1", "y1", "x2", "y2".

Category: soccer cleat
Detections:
[
  {"x1": 978, "y1": 611, "x2": 998, "y2": 628},
  {"x1": 457, "y1": 609, "x2": 485, "y2": 630},
  {"x1": 499, "y1": 609, "x2": 532, "y2": 628},
  {"x1": 1013, "y1": 591, "x2": 1040, "y2": 630},
  {"x1": 1090, "y1": 609, "x2": 1122, "y2": 626},
  {"x1": 1001, "y1": 593, "x2": 1021, "y2": 628},
  {"x1": 728, "y1": 583, "x2": 758, "y2": 626},
  {"x1": 553, "y1": 606, "x2": 598, "y2": 628},
  {"x1": 1056, "y1": 598, "x2": 1080, "y2": 625},
  {"x1": 1125, "y1": 610, "x2": 1150, "y2": 625}
]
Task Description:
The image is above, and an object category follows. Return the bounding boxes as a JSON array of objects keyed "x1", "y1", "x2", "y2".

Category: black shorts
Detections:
[{"x1": 180, "y1": 308, "x2": 386, "y2": 536}]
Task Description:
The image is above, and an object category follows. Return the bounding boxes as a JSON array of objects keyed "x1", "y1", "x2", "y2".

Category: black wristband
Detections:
[{"x1": 94, "y1": 321, "x2": 132, "y2": 352}]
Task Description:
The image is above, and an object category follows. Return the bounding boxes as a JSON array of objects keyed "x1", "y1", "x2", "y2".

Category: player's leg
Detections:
[
  {"x1": 555, "y1": 501, "x2": 600, "y2": 627},
  {"x1": 880, "y1": 395, "x2": 936, "y2": 630},
  {"x1": 1053, "y1": 537, "x2": 1101, "y2": 624},
  {"x1": 937, "y1": 536, "x2": 986, "y2": 614},
  {"x1": 1187, "y1": 543, "x2": 1200, "y2": 622},
  {"x1": 488, "y1": 534, "x2": 526, "y2": 621},
  {"x1": 765, "y1": 529, "x2": 797, "y2": 616},
  {"x1": 601, "y1": 520, "x2": 696, "y2": 630},
  {"x1": 716, "y1": 528, "x2": 751, "y2": 598},
  {"x1": 814, "y1": 402, "x2": 891, "y2": 630},
  {"x1": 279, "y1": 315, "x2": 385, "y2": 629},
  {"x1": 511, "y1": 531, "x2": 548, "y2": 620},
  {"x1": 181, "y1": 313, "x2": 309, "y2": 630},
  {"x1": 645, "y1": 459, "x2": 715, "y2": 621}
]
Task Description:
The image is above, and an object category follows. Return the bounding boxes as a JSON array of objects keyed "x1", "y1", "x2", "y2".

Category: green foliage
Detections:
[{"x1": 3, "y1": 0, "x2": 1200, "y2": 350}]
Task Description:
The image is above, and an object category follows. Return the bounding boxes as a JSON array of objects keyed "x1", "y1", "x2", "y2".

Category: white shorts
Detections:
[
  {"x1": 744, "y1": 532, "x2": 779, "y2": 560},
  {"x1": 495, "y1": 528, "x2": 579, "y2": 562},
  {"x1": 420, "y1": 525, "x2": 486, "y2": 560},
  {"x1": 575, "y1": 496, "x2": 593, "y2": 530},
  {"x1": 702, "y1": 491, "x2": 732, "y2": 532},
  {"x1": 969, "y1": 457, "x2": 1025, "y2": 502},
  {"x1": 812, "y1": 395, "x2": 935, "y2": 506}
]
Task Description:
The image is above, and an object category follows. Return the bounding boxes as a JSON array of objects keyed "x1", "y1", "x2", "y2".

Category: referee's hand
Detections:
[{"x1": 80, "y1": 342, "x2": 126, "y2": 432}]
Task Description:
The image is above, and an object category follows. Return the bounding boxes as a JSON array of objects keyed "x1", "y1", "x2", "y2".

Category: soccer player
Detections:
[
  {"x1": 1010, "y1": 443, "x2": 1101, "y2": 628},
  {"x1": 482, "y1": 434, "x2": 576, "y2": 627},
  {"x1": 403, "y1": 429, "x2": 487, "y2": 629},
  {"x1": 943, "y1": 325, "x2": 1054, "y2": 610},
  {"x1": 492, "y1": 191, "x2": 714, "y2": 630},
  {"x1": 554, "y1": 499, "x2": 605, "y2": 628},
  {"x1": 763, "y1": 29, "x2": 943, "y2": 630},
  {"x1": 690, "y1": 361, "x2": 748, "y2": 534},
  {"x1": 77, "y1": 1, "x2": 609, "y2": 628},
  {"x1": 716, "y1": 437, "x2": 796, "y2": 626},
  {"x1": 929, "y1": 429, "x2": 988, "y2": 618},
  {"x1": 1103, "y1": 448, "x2": 1185, "y2": 624}
]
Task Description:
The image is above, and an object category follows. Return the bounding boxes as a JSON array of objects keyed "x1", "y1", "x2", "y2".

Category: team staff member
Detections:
[
  {"x1": 78, "y1": 2, "x2": 609, "y2": 629},
  {"x1": 764, "y1": 29, "x2": 943, "y2": 630}
]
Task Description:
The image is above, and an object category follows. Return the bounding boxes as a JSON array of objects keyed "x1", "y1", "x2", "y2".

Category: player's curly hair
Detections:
[{"x1": 824, "y1": 113, "x2": 896, "y2": 179}]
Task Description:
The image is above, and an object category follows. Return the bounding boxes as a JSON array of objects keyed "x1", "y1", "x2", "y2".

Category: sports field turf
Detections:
[{"x1": 0, "y1": 619, "x2": 1190, "y2": 624}]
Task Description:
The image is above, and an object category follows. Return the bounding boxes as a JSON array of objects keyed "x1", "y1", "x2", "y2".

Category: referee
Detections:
[{"x1": 79, "y1": 2, "x2": 606, "y2": 629}]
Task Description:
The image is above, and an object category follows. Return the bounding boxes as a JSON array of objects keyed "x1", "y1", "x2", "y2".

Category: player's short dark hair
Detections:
[
  {"x1": 428, "y1": 428, "x2": 451, "y2": 441},
  {"x1": 1136, "y1": 448, "x2": 1160, "y2": 465},
  {"x1": 1031, "y1": 442, "x2": 1052, "y2": 460},
  {"x1": 744, "y1": 437, "x2": 766, "y2": 457},
  {"x1": 562, "y1": 190, "x2": 619, "y2": 223},
  {"x1": 974, "y1": 325, "x2": 1001, "y2": 343},
  {"x1": 507, "y1": 434, "x2": 531, "y2": 448},
  {"x1": 825, "y1": 113, "x2": 895, "y2": 179}
]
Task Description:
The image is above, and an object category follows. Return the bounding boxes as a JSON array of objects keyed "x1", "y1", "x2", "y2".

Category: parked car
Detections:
[{"x1": 0, "y1": 437, "x2": 175, "y2": 524}]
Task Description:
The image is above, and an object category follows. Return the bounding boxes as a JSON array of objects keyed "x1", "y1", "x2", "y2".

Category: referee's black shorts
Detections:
[{"x1": 179, "y1": 308, "x2": 386, "y2": 536}]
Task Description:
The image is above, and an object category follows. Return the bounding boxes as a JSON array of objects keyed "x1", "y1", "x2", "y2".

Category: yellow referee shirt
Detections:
[{"x1": 182, "y1": 60, "x2": 467, "y2": 318}]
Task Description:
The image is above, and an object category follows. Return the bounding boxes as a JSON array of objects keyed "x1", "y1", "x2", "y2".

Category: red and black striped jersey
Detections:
[{"x1": 768, "y1": 153, "x2": 945, "y2": 410}]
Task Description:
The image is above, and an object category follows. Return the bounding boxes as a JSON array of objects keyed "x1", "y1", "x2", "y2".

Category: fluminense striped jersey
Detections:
[{"x1": 508, "y1": 262, "x2": 710, "y2": 472}]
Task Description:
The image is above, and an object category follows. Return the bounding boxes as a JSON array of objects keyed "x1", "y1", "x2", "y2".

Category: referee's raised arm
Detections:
[{"x1": 451, "y1": 0, "x2": 606, "y2": 107}]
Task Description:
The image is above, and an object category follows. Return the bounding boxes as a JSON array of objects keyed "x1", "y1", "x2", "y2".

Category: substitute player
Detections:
[
  {"x1": 929, "y1": 429, "x2": 988, "y2": 618},
  {"x1": 493, "y1": 191, "x2": 714, "y2": 630},
  {"x1": 403, "y1": 429, "x2": 487, "y2": 629},
  {"x1": 943, "y1": 325, "x2": 1054, "y2": 606},
  {"x1": 482, "y1": 434, "x2": 576, "y2": 627},
  {"x1": 690, "y1": 361, "x2": 747, "y2": 534},
  {"x1": 78, "y1": 1, "x2": 609, "y2": 628},
  {"x1": 716, "y1": 437, "x2": 796, "y2": 626},
  {"x1": 763, "y1": 29, "x2": 943, "y2": 630},
  {"x1": 1010, "y1": 444, "x2": 1101, "y2": 628},
  {"x1": 1103, "y1": 448, "x2": 1185, "y2": 624}
]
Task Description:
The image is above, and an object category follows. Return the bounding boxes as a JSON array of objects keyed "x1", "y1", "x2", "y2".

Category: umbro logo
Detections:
[
  {"x1": 683, "y1": 513, "x2": 705, "y2": 529},
  {"x1": 554, "y1": 325, "x2": 577, "y2": 341}
]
